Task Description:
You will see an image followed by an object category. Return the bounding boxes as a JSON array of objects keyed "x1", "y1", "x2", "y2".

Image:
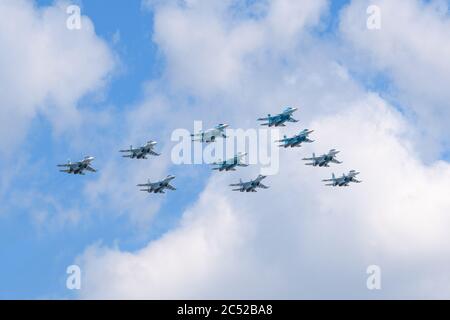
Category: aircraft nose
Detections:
[{"x1": 221, "y1": 124, "x2": 229, "y2": 128}]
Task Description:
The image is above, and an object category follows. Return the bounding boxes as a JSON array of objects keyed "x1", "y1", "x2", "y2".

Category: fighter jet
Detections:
[
  {"x1": 137, "y1": 175, "x2": 176, "y2": 193},
  {"x1": 322, "y1": 170, "x2": 362, "y2": 187},
  {"x1": 257, "y1": 107, "x2": 298, "y2": 127},
  {"x1": 229, "y1": 175, "x2": 269, "y2": 192},
  {"x1": 119, "y1": 140, "x2": 160, "y2": 159},
  {"x1": 191, "y1": 123, "x2": 229, "y2": 143},
  {"x1": 211, "y1": 152, "x2": 248, "y2": 172},
  {"x1": 302, "y1": 149, "x2": 342, "y2": 167},
  {"x1": 57, "y1": 156, "x2": 96, "y2": 175},
  {"x1": 277, "y1": 129, "x2": 314, "y2": 148}
]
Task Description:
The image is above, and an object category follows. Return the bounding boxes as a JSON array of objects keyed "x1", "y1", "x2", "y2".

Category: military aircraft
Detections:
[
  {"x1": 322, "y1": 170, "x2": 362, "y2": 187},
  {"x1": 57, "y1": 156, "x2": 96, "y2": 175},
  {"x1": 302, "y1": 149, "x2": 342, "y2": 167},
  {"x1": 229, "y1": 175, "x2": 269, "y2": 192},
  {"x1": 191, "y1": 123, "x2": 229, "y2": 143},
  {"x1": 119, "y1": 140, "x2": 160, "y2": 159},
  {"x1": 137, "y1": 175, "x2": 176, "y2": 193},
  {"x1": 257, "y1": 107, "x2": 298, "y2": 127},
  {"x1": 277, "y1": 129, "x2": 314, "y2": 148},
  {"x1": 211, "y1": 152, "x2": 248, "y2": 171}
]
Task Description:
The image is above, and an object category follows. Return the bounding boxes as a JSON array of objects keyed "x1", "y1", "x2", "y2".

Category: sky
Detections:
[{"x1": 0, "y1": 0, "x2": 449, "y2": 299}]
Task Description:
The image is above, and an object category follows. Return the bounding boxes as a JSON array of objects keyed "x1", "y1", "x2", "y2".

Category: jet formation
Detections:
[{"x1": 58, "y1": 105, "x2": 361, "y2": 195}]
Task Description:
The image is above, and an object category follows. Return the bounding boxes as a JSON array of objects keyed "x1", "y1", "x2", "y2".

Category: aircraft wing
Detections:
[
  {"x1": 137, "y1": 182, "x2": 152, "y2": 187},
  {"x1": 330, "y1": 159, "x2": 342, "y2": 164},
  {"x1": 57, "y1": 164, "x2": 71, "y2": 167},
  {"x1": 322, "y1": 178, "x2": 334, "y2": 182},
  {"x1": 149, "y1": 150, "x2": 160, "y2": 156},
  {"x1": 119, "y1": 148, "x2": 140, "y2": 153},
  {"x1": 85, "y1": 165, "x2": 96, "y2": 172},
  {"x1": 257, "y1": 116, "x2": 270, "y2": 121},
  {"x1": 166, "y1": 184, "x2": 176, "y2": 191},
  {"x1": 229, "y1": 182, "x2": 243, "y2": 187},
  {"x1": 259, "y1": 184, "x2": 269, "y2": 189}
]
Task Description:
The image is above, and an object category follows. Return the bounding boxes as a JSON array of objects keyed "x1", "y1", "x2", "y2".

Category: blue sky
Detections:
[
  {"x1": 0, "y1": 0, "x2": 162, "y2": 299},
  {"x1": 0, "y1": 0, "x2": 245, "y2": 299},
  {"x1": 1, "y1": 0, "x2": 449, "y2": 299}
]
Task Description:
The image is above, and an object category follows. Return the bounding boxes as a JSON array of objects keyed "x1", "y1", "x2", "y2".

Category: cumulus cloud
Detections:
[
  {"x1": 340, "y1": 0, "x2": 450, "y2": 156},
  {"x1": 79, "y1": 96, "x2": 450, "y2": 299},
  {"x1": 0, "y1": 0, "x2": 115, "y2": 152},
  {"x1": 76, "y1": 0, "x2": 450, "y2": 299},
  {"x1": 150, "y1": 0, "x2": 326, "y2": 96}
]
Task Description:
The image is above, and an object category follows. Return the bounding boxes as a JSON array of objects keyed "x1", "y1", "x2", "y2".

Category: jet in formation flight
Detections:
[
  {"x1": 229, "y1": 175, "x2": 269, "y2": 192},
  {"x1": 211, "y1": 152, "x2": 248, "y2": 171},
  {"x1": 277, "y1": 129, "x2": 314, "y2": 148},
  {"x1": 137, "y1": 175, "x2": 176, "y2": 193},
  {"x1": 302, "y1": 149, "x2": 342, "y2": 167},
  {"x1": 57, "y1": 156, "x2": 96, "y2": 175},
  {"x1": 257, "y1": 107, "x2": 298, "y2": 127},
  {"x1": 322, "y1": 170, "x2": 362, "y2": 187},
  {"x1": 119, "y1": 140, "x2": 160, "y2": 159},
  {"x1": 191, "y1": 123, "x2": 229, "y2": 143}
]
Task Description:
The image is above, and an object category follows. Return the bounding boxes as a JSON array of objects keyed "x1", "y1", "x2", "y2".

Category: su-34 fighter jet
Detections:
[
  {"x1": 277, "y1": 129, "x2": 314, "y2": 148},
  {"x1": 119, "y1": 140, "x2": 160, "y2": 159},
  {"x1": 137, "y1": 175, "x2": 176, "y2": 194},
  {"x1": 257, "y1": 107, "x2": 298, "y2": 127},
  {"x1": 229, "y1": 175, "x2": 269, "y2": 192},
  {"x1": 211, "y1": 152, "x2": 248, "y2": 172},
  {"x1": 323, "y1": 170, "x2": 362, "y2": 187},
  {"x1": 57, "y1": 156, "x2": 96, "y2": 175},
  {"x1": 302, "y1": 149, "x2": 342, "y2": 167},
  {"x1": 191, "y1": 123, "x2": 229, "y2": 143}
]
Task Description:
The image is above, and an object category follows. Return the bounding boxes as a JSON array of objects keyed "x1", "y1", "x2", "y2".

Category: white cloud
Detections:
[
  {"x1": 151, "y1": 0, "x2": 326, "y2": 97},
  {"x1": 340, "y1": 0, "x2": 450, "y2": 156},
  {"x1": 78, "y1": 96, "x2": 450, "y2": 299},
  {"x1": 76, "y1": 0, "x2": 450, "y2": 299},
  {"x1": 0, "y1": 0, "x2": 115, "y2": 152}
]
